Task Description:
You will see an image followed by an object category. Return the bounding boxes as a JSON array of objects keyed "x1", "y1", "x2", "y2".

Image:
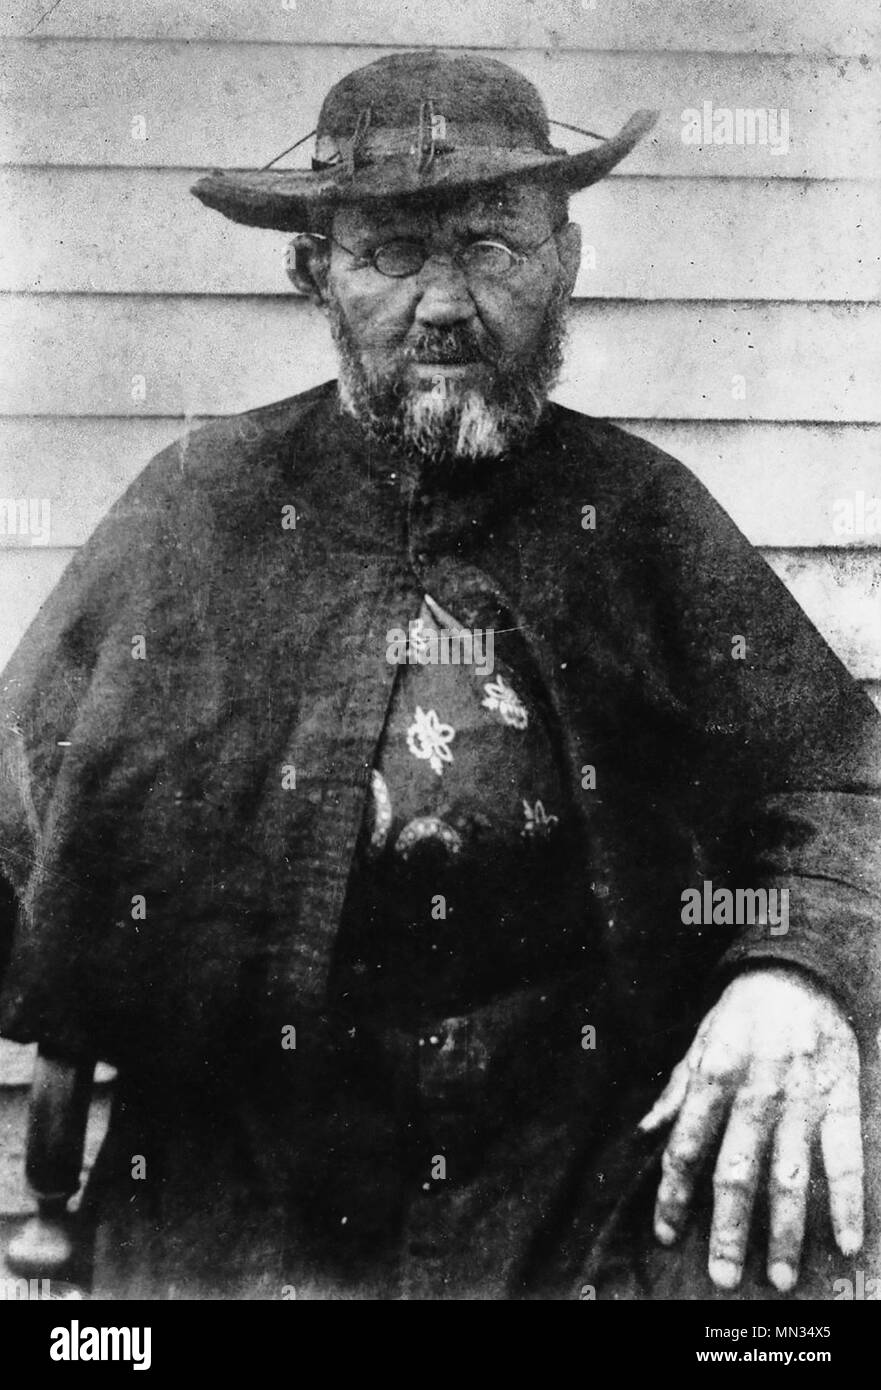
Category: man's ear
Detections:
[
  {"x1": 284, "y1": 234, "x2": 331, "y2": 306},
  {"x1": 555, "y1": 221, "x2": 582, "y2": 297}
]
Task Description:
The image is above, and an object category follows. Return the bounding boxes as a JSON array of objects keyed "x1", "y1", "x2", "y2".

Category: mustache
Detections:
[{"x1": 403, "y1": 326, "x2": 496, "y2": 366}]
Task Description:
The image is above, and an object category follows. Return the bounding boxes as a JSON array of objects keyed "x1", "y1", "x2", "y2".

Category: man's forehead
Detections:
[{"x1": 333, "y1": 184, "x2": 550, "y2": 236}]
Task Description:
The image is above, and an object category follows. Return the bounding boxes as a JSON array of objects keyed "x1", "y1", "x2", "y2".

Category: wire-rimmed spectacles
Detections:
[{"x1": 307, "y1": 229, "x2": 560, "y2": 279}]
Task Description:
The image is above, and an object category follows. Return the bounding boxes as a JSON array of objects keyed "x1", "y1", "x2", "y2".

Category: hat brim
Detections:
[{"x1": 191, "y1": 110, "x2": 658, "y2": 231}]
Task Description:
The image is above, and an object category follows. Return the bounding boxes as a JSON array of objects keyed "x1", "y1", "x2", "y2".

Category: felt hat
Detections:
[{"x1": 191, "y1": 50, "x2": 658, "y2": 230}]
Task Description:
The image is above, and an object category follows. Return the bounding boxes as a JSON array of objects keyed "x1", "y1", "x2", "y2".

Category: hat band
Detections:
[{"x1": 314, "y1": 118, "x2": 555, "y2": 169}]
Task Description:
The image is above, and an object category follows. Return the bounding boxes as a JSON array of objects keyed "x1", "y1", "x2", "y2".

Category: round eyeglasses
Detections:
[{"x1": 309, "y1": 230, "x2": 560, "y2": 279}]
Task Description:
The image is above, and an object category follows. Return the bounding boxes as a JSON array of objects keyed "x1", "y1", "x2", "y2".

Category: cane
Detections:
[{"x1": 5, "y1": 1049, "x2": 93, "y2": 1276}]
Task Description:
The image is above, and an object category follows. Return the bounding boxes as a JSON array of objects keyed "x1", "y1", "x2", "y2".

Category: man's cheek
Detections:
[
  {"x1": 471, "y1": 281, "x2": 525, "y2": 326},
  {"x1": 332, "y1": 281, "x2": 414, "y2": 344}
]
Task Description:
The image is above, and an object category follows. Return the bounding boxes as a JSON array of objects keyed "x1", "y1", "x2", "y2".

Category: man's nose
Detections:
[{"x1": 413, "y1": 257, "x2": 477, "y2": 328}]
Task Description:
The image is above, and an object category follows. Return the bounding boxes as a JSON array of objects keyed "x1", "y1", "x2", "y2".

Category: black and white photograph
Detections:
[{"x1": 0, "y1": 0, "x2": 879, "y2": 1337}]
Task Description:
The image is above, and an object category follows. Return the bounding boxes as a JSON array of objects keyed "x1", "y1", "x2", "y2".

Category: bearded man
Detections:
[{"x1": 1, "y1": 51, "x2": 879, "y2": 1302}]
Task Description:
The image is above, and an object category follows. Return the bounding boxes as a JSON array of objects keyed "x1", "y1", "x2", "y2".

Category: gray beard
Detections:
[{"x1": 326, "y1": 284, "x2": 570, "y2": 461}]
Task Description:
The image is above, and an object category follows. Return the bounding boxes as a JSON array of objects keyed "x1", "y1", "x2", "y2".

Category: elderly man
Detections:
[{"x1": 0, "y1": 51, "x2": 879, "y2": 1302}]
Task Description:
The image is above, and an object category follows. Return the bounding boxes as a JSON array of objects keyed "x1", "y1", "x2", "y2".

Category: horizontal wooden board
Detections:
[
  {"x1": 1, "y1": 417, "x2": 879, "y2": 549},
  {"x1": 0, "y1": 546, "x2": 75, "y2": 672},
  {"x1": 0, "y1": 1040, "x2": 116, "y2": 1090},
  {"x1": 3, "y1": 169, "x2": 878, "y2": 302},
  {"x1": 0, "y1": 1040, "x2": 35, "y2": 1087},
  {"x1": 0, "y1": 1090, "x2": 29, "y2": 1216},
  {"x1": 0, "y1": 544, "x2": 878, "y2": 680},
  {"x1": 761, "y1": 548, "x2": 881, "y2": 682},
  {"x1": 0, "y1": 418, "x2": 161, "y2": 546},
  {"x1": 1, "y1": 43, "x2": 878, "y2": 180},
  {"x1": 0, "y1": 296, "x2": 877, "y2": 421},
  {"x1": 3, "y1": 0, "x2": 878, "y2": 56},
  {"x1": 623, "y1": 422, "x2": 881, "y2": 546}
]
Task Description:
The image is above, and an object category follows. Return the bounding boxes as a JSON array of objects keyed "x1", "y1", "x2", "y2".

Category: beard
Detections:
[{"x1": 327, "y1": 281, "x2": 570, "y2": 462}]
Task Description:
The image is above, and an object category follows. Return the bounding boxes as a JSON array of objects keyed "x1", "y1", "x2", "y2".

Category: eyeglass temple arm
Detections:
[{"x1": 292, "y1": 231, "x2": 363, "y2": 258}]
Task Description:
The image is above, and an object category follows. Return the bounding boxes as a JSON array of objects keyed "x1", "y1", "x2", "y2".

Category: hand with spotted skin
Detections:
[{"x1": 639, "y1": 965, "x2": 863, "y2": 1292}]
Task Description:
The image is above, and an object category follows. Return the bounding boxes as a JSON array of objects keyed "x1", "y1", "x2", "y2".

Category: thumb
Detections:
[{"x1": 638, "y1": 1055, "x2": 690, "y2": 1132}]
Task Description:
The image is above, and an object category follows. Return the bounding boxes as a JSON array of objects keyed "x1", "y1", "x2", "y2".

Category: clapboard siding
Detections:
[
  {"x1": 0, "y1": 417, "x2": 878, "y2": 549},
  {"x1": 0, "y1": 548, "x2": 73, "y2": 672},
  {"x1": 626, "y1": 422, "x2": 881, "y2": 544},
  {"x1": 0, "y1": 1040, "x2": 115, "y2": 1090},
  {"x1": 0, "y1": 1041, "x2": 35, "y2": 1087},
  {"x1": 762, "y1": 549, "x2": 881, "y2": 679},
  {"x1": 1, "y1": 296, "x2": 877, "y2": 420},
  {"x1": 2, "y1": 43, "x2": 878, "y2": 180},
  {"x1": 0, "y1": 544, "x2": 876, "y2": 683},
  {"x1": 4, "y1": 169, "x2": 879, "y2": 302},
  {"x1": 3, "y1": 0, "x2": 877, "y2": 56}
]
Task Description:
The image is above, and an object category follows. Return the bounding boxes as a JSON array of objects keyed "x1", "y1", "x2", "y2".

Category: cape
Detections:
[{"x1": 1, "y1": 382, "x2": 879, "y2": 1090}]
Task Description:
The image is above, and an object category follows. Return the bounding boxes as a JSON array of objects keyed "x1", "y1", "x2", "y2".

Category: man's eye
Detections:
[
  {"x1": 460, "y1": 241, "x2": 519, "y2": 275},
  {"x1": 372, "y1": 240, "x2": 426, "y2": 276}
]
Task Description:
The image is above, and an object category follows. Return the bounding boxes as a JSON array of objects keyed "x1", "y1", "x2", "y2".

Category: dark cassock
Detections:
[
  {"x1": 1, "y1": 386, "x2": 879, "y2": 1299},
  {"x1": 0, "y1": 52, "x2": 879, "y2": 1301}
]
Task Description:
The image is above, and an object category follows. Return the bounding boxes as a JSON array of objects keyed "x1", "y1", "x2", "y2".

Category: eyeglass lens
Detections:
[{"x1": 372, "y1": 239, "x2": 519, "y2": 278}]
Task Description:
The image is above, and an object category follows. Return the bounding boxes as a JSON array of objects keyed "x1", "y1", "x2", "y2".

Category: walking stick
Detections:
[{"x1": 5, "y1": 1049, "x2": 93, "y2": 1277}]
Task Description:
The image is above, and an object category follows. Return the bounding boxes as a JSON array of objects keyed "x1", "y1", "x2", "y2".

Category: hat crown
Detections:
[
  {"x1": 190, "y1": 52, "x2": 658, "y2": 232},
  {"x1": 316, "y1": 50, "x2": 556, "y2": 159}
]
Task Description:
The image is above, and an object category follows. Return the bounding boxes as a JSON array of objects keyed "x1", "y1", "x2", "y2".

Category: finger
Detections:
[
  {"x1": 653, "y1": 1072, "x2": 729, "y2": 1243},
  {"x1": 766, "y1": 1085, "x2": 813, "y2": 1293},
  {"x1": 709, "y1": 1080, "x2": 779, "y2": 1289},
  {"x1": 639, "y1": 1057, "x2": 690, "y2": 1133},
  {"x1": 640, "y1": 1011, "x2": 720, "y2": 1133},
  {"x1": 821, "y1": 1070, "x2": 864, "y2": 1257}
]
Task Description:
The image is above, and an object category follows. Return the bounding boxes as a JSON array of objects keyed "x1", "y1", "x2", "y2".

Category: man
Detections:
[{"x1": 0, "y1": 51, "x2": 879, "y2": 1301}]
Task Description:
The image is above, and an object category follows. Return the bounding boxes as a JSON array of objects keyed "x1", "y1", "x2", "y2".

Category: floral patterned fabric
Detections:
[{"x1": 332, "y1": 593, "x2": 592, "y2": 1026}]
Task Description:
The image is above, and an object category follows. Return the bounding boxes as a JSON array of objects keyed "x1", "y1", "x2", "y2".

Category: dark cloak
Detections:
[{"x1": 0, "y1": 383, "x2": 879, "y2": 1297}]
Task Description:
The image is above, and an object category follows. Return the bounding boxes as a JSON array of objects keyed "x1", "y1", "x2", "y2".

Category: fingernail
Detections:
[
  {"x1": 769, "y1": 1262, "x2": 797, "y2": 1293},
  {"x1": 709, "y1": 1258, "x2": 741, "y2": 1290},
  {"x1": 655, "y1": 1219, "x2": 678, "y2": 1246},
  {"x1": 839, "y1": 1231, "x2": 862, "y2": 1257}
]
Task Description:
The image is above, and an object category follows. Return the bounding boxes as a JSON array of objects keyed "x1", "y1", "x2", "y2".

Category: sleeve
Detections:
[
  {"x1": 0, "y1": 528, "x2": 125, "y2": 1054},
  {"x1": 0, "y1": 405, "x2": 309, "y2": 1071},
  {"x1": 0, "y1": 437, "x2": 187, "y2": 1058},
  {"x1": 645, "y1": 455, "x2": 881, "y2": 1044}
]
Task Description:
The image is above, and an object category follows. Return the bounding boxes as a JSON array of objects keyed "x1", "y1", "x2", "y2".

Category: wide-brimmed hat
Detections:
[{"x1": 191, "y1": 50, "x2": 658, "y2": 231}]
